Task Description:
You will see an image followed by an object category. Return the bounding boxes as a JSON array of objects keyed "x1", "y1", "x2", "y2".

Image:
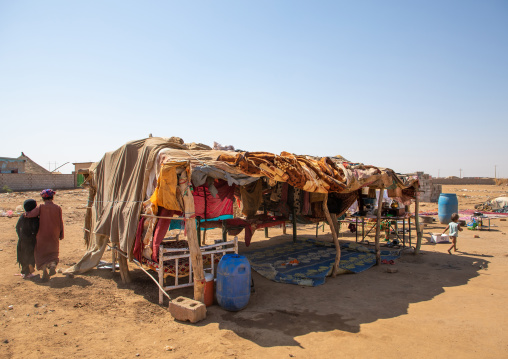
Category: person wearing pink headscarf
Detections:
[{"x1": 25, "y1": 189, "x2": 64, "y2": 282}]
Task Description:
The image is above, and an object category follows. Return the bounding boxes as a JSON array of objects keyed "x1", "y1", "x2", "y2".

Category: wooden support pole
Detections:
[
  {"x1": 179, "y1": 166, "x2": 205, "y2": 303},
  {"x1": 330, "y1": 213, "x2": 340, "y2": 237},
  {"x1": 414, "y1": 188, "x2": 423, "y2": 255},
  {"x1": 263, "y1": 204, "x2": 269, "y2": 238},
  {"x1": 282, "y1": 222, "x2": 286, "y2": 235},
  {"x1": 83, "y1": 187, "x2": 96, "y2": 246},
  {"x1": 323, "y1": 194, "x2": 341, "y2": 277},
  {"x1": 374, "y1": 188, "x2": 384, "y2": 265},
  {"x1": 292, "y1": 203, "x2": 297, "y2": 243},
  {"x1": 222, "y1": 220, "x2": 227, "y2": 242},
  {"x1": 111, "y1": 244, "x2": 117, "y2": 273},
  {"x1": 118, "y1": 250, "x2": 131, "y2": 283}
]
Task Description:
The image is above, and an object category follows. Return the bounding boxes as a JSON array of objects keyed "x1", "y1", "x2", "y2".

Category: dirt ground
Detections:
[{"x1": 1, "y1": 185, "x2": 508, "y2": 358}]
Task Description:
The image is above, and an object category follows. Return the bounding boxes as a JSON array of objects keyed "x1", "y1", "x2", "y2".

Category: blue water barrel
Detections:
[
  {"x1": 216, "y1": 254, "x2": 251, "y2": 311},
  {"x1": 438, "y1": 193, "x2": 458, "y2": 224}
]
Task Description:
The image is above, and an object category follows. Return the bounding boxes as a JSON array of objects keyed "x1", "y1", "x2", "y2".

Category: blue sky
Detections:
[{"x1": 1, "y1": 1, "x2": 507, "y2": 177}]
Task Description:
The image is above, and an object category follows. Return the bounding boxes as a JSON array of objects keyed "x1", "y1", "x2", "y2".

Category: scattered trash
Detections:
[
  {"x1": 8, "y1": 305, "x2": 13, "y2": 310},
  {"x1": 164, "y1": 346, "x2": 175, "y2": 351},
  {"x1": 474, "y1": 235, "x2": 480, "y2": 238},
  {"x1": 3, "y1": 339, "x2": 8, "y2": 344},
  {"x1": 281, "y1": 259, "x2": 299, "y2": 267},
  {"x1": 386, "y1": 268, "x2": 398, "y2": 273}
]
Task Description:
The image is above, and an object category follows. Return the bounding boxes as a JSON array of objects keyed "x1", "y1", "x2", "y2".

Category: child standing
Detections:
[
  {"x1": 25, "y1": 189, "x2": 64, "y2": 282},
  {"x1": 442, "y1": 213, "x2": 462, "y2": 255},
  {"x1": 16, "y1": 199, "x2": 39, "y2": 278}
]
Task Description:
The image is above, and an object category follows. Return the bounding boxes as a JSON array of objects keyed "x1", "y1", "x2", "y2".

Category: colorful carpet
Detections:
[{"x1": 244, "y1": 239, "x2": 400, "y2": 287}]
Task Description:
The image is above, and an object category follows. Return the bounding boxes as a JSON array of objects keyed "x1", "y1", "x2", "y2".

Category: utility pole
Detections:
[
  {"x1": 459, "y1": 168, "x2": 462, "y2": 178},
  {"x1": 495, "y1": 165, "x2": 497, "y2": 179},
  {"x1": 438, "y1": 169, "x2": 440, "y2": 178}
]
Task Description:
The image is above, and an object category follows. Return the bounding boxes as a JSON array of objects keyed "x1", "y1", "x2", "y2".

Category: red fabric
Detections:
[
  {"x1": 133, "y1": 217, "x2": 146, "y2": 262},
  {"x1": 152, "y1": 207, "x2": 182, "y2": 262},
  {"x1": 192, "y1": 179, "x2": 236, "y2": 219}
]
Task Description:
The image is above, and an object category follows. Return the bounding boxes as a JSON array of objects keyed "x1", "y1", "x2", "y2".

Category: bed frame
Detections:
[{"x1": 157, "y1": 237, "x2": 238, "y2": 304}]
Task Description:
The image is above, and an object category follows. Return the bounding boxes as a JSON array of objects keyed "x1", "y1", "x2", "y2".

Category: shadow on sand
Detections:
[{"x1": 82, "y1": 233, "x2": 490, "y2": 348}]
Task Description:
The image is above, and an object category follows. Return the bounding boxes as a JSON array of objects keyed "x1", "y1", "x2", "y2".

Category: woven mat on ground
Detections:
[{"x1": 244, "y1": 239, "x2": 400, "y2": 287}]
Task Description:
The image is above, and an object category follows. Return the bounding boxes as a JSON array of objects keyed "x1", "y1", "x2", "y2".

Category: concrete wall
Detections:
[
  {"x1": 432, "y1": 178, "x2": 495, "y2": 185},
  {"x1": 0, "y1": 173, "x2": 76, "y2": 191}
]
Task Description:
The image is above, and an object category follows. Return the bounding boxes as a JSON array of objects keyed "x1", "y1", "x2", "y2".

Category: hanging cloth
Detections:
[
  {"x1": 192, "y1": 179, "x2": 236, "y2": 219},
  {"x1": 150, "y1": 163, "x2": 182, "y2": 213},
  {"x1": 240, "y1": 179, "x2": 263, "y2": 217}
]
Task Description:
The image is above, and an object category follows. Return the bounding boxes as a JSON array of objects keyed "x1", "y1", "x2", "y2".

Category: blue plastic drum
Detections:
[
  {"x1": 216, "y1": 254, "x2": 251, "y2": 311},
  {"x1": 438, "y1": 193, "x2": 458, "y2": 224}
]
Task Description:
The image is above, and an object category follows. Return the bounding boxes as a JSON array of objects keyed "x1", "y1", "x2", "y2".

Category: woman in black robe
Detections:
[{"x1": 16, "y1": 199, "x2": 39, "y2": 278}]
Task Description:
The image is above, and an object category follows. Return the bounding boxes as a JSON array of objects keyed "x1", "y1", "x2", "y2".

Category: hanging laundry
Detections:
[
  {"x1": 293, "y1": 187, "x2": 302, "y2": 215},
  {"x1": 240, "y1": 180, "x2": 263, "y2": 218},
  {"x1": 150, "y1": 163, "x2": 183, "y2": 212},
  {"x1": 193, "y1": 179, "x2": 236, "y2": 219},
  {"x1": 151, "y1": 207, "x2": 182, "y2": 262}
]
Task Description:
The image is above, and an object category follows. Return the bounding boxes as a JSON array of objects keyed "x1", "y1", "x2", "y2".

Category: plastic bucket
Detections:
[{"x1": 204, "y1": 272, "x2": 214, "y2": 307}]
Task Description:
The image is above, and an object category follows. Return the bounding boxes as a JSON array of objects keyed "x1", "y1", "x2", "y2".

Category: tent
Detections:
[{"x1": 67, "y1": 137, "x2": 421, "y2": 302}]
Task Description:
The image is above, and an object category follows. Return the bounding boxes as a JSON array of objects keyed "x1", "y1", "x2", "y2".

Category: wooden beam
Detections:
[
  {"x1": 323, "y1": 194, "x2": 341, "y2": 277},
  {"x1": 118, "y1": 251, "x2": 131, "y2": 283},
  {"x1": 374, "y1": 188, "x2": 384, "y2": 265},
  {"x1": 330, "y1": 213, "x2": 339, "y2": 237},
  {"x1": 263, "y1": 204, "x2": 269, "y2": 238},
  {"x1": 414, "y1": 187, "x2": 423, "y2": 255},
  {"x1": 179, "y1": 165, "x2": 205, "y2": 303}
]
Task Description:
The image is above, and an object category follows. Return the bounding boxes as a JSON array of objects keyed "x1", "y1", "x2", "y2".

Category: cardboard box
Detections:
[{"x1": 430, "y1": 234, "x2": 450, "y2": 243}]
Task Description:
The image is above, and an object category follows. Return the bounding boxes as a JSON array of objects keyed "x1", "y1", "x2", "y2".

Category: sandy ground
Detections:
[{"x1": 1, "y1": 185, "x2": 508, "y2": 358}]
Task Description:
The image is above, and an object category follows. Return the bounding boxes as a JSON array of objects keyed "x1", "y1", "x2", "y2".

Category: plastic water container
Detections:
[
  {"x1": 203, "y1": 272, "x2": 214, "y2": 307},
  {"x1": 216, "y1": 254, "x2": 251, "y2": 311},
  {"x1": 438, "y1": 193, "x2": 458, "y2": 224}
]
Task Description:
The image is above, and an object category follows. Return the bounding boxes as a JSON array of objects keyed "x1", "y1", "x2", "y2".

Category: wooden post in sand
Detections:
[
  {"x1": 330, "y1": 213, "x2": 340, "y2": 237},
  {"x1": 118, "y1": 247, "x2": 131, "y2": 283},
  {"x1": 264, "y1": 204, "x2": 269, "y2": 238},
  {"x1": 374, "y1": 188, "x2": 384, "y2": 265},
  {"x1": 414, "y1": 187, "x2": 422, "y2": 255},
  {"x1": 179, "y1": 165, "x2": 205, "y2": 303},
  {"x1": 323, "y1": 194, "x2": 341, "y2": 277}
]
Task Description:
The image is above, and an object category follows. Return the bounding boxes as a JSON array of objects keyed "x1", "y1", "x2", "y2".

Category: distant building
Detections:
[
  {"x1": 0, "y1": 157, "x2": 25, "y2": 173},
  {"x1": 19, "y1": 153, "x2": 51, "y2": 174},
  {"x1": 73, "y1": 162, "x2": 94, "y2": 187}
]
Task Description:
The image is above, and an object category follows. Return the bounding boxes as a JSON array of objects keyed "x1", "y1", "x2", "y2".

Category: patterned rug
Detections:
[{"x1": 244, "y1": 239, "x2": 400, "y2": 287}]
